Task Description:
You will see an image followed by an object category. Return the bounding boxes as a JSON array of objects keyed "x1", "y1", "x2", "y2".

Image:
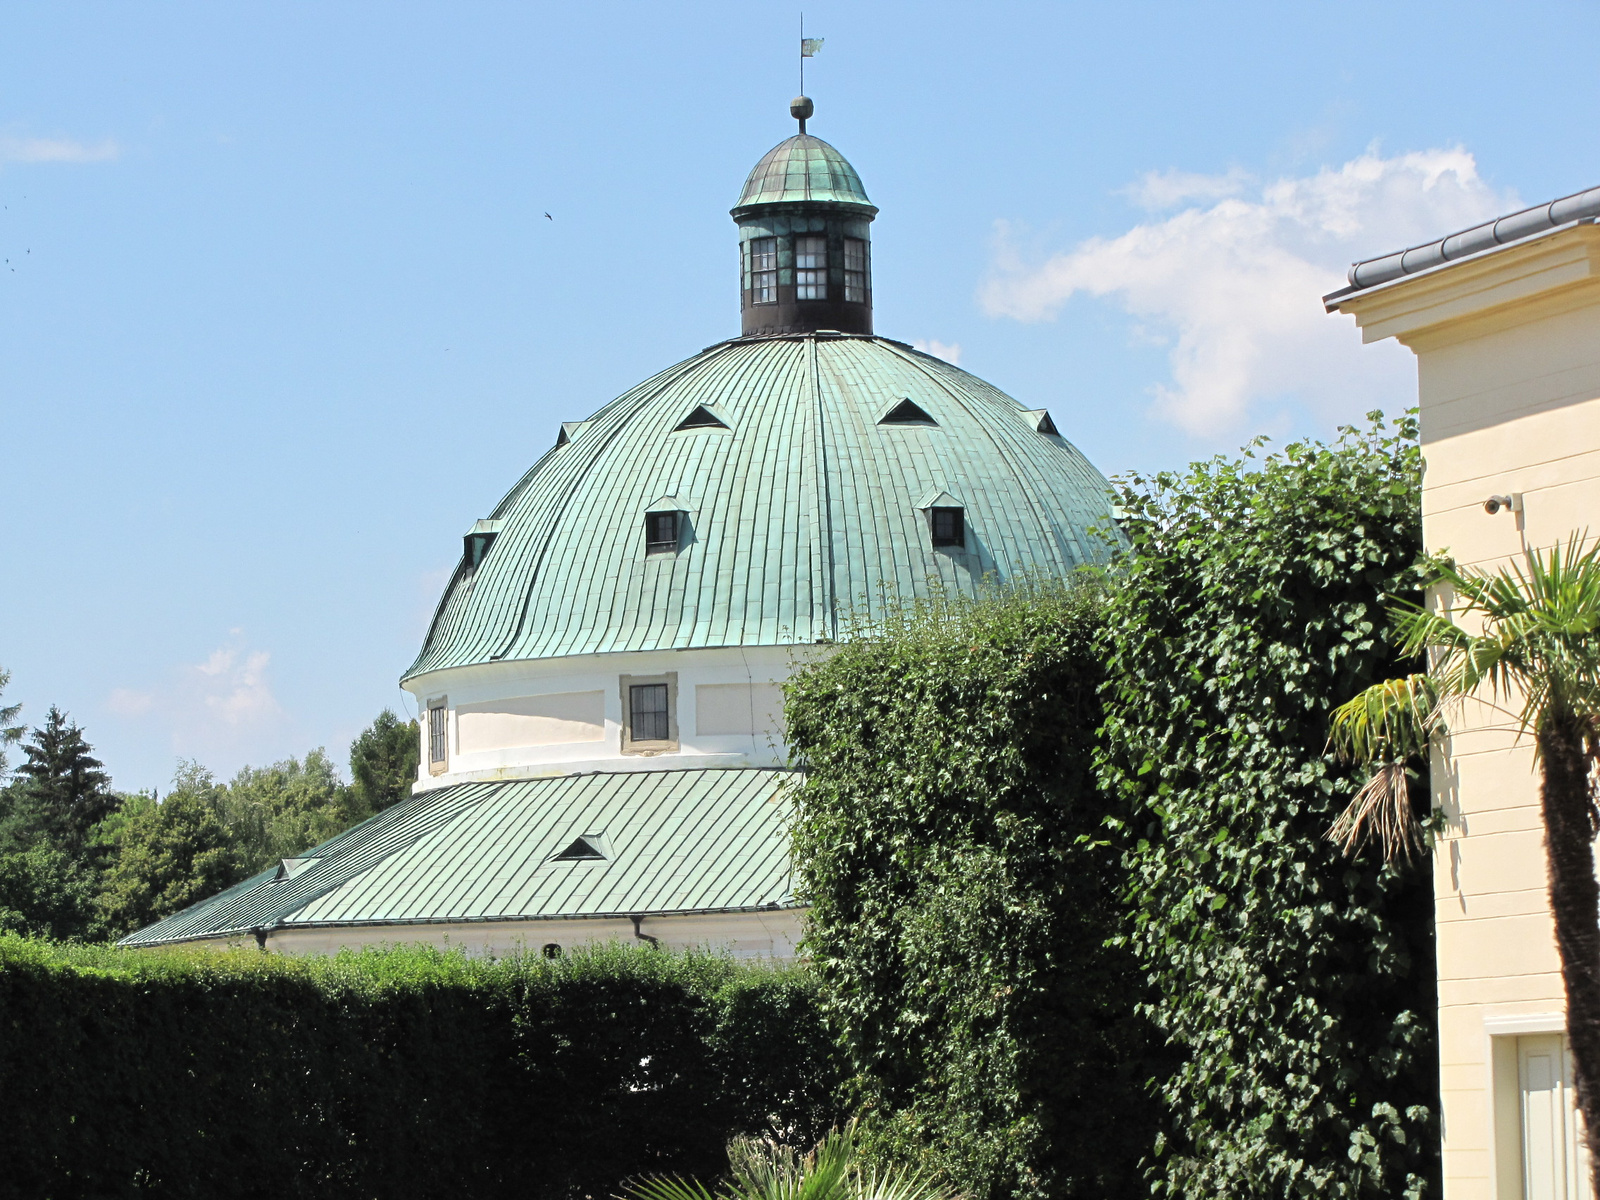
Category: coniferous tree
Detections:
[
  {"x1": 0, "y1": 667, "x2": 23, "y2": 779},
  {"x1": 1, "y1": 707, "x2": 116, "y2": 855},
  {"x1": 349, "y1": 708, "x2": 419, "y2": 812}
]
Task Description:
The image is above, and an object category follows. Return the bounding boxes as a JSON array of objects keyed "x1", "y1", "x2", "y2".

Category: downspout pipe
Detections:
[{"x1": 630, "y1": 915, "x2": 659, "y2": 947}]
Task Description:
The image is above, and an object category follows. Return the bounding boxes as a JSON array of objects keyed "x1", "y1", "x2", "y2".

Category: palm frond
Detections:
[
  {"x1": 622, "y1": 1177, "x2": 725, "y2": 1200},
  {"x1": 853, "y1": 1166, "x2": 960, "y2": 1200},
  {"x1": 1327, "y1": 761, "x2": 1426, "y2": 864},
  {"x1": 1329, "y1": 674, "x2": 1437, "y2": 765}
]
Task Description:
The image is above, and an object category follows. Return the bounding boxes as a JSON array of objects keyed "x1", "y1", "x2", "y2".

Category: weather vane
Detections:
[{"x1": 796, "y1": 14, "x2": 823, "y2": 134}]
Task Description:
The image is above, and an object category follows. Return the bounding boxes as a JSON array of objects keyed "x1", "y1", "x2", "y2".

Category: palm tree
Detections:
[
  {"x1": 1329, "y1": 535, "x2": 1600, "y2": 1189},
  {"x1": 622, "y1": 1124, "x2": 958, "y2": 1200}
]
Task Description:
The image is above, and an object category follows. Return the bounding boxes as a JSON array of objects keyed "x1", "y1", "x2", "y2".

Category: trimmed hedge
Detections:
[
  {"x1": 785, "y1": 583, "x2": 1162, "y2": 1200},
  {"x1": 0, "y1": 936, "x2": 841, "y2": 1200}
]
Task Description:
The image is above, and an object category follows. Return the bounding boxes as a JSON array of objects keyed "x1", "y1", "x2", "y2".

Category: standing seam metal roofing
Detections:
[
  {"x1": 405, "y1": 334, "x2": 1116, "y2": 679},
  {"x1": 734, "y1": 134, "x2": 874, "y2": 210},
  {"x1": 119, "y1": 768, "x2": 797, "y2": 947}
]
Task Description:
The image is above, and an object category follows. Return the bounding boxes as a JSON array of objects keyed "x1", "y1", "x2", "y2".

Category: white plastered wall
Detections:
[
  {"x1": 403, "y1": 644, "x2": 818, "y2": 790},
  {"x1": 1422, "y1": 319, "x2": 1600, "y2": 1200},
  {"x1": 215, "y1": 908, "x2": 804, "y2": 961},
  {"x1": 1339, "y1": 228, "x2": 1600, "y2": 1200}
]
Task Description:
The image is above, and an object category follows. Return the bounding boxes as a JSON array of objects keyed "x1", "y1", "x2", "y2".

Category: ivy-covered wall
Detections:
[
  {"x1": 1098, "y1": 415, "x2": 1437, "y2": 1199},
  {"x1": 785, "y1": 584, "x2": 1162, "y2": 1200},
  {"x1": 0, "y1": 937, "x2": 841, "y2": 1200}
]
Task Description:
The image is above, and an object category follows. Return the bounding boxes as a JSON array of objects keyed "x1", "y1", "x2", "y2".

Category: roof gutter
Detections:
[{"x1": 1329, "y1": 183, "x2": 1600, "y2": 305}]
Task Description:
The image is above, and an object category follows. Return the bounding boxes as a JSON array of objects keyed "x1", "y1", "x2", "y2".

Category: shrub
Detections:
[
  {"x1": 0, "y1": 937, "x2": 841, "y2": 1200},
  {"x1": 785, "y1": 581, "x2": 1161, "y2": 1200},
  {"x1": 1098, "y1": 414, "x2": 1438, "y2": 1198}
]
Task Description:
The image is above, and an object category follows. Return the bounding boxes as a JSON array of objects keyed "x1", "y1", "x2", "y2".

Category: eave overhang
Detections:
[{"x1": 1325, "y1": 220, "x2": 1600, "y2": 350}]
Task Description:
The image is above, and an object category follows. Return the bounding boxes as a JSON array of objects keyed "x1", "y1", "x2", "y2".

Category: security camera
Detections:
[{"x1": 1484, "y1": 495, "x2": 1514, "y2": 515}]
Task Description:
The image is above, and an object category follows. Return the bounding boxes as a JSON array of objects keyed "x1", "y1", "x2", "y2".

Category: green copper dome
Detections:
[
  {"x1": 405, "y1": 334, "x2": 1116, "y2": 678},
  {"x1": 734, "y1": 134, "x2": 875, "y2": 212}
]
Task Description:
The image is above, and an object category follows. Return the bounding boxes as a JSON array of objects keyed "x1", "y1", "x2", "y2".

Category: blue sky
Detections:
[{"x1": 4, "y1": 1, "x2": 1598, "y2": 792}]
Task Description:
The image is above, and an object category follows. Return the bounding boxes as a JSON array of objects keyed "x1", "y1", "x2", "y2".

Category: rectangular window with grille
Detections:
[
  {"x1": 429, "y1": 704, "x2": 447, "y2": 764},
  {"x1": 931, "y1": 507, "x2": 965, "y2": 548},
  {"x1": 795, "y1": 235, "x2": 827, "y2": 300},
  {"x1": 629, "y1": 683, "x2": 670, "y2": 742},
  {"x1": 644, "y1": 510, "x2": 680, "y2": 554},
  {"x1": 750, "y1": 237, "x2": 777, "y2": 304},
  {"x1": 844, "y1": 238, "x2": 868, "y2": 303}
]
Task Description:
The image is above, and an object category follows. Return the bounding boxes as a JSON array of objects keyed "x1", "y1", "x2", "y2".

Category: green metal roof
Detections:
[
  {"x1": 120, "y1": 768, "x2": 796, "y2": 947},
  {"x1": 407, "y1": 335, "x2": 1117, "y2": 678},
  {"x1": 734, "y1": 134, "x2": 874, "y2": 211}
]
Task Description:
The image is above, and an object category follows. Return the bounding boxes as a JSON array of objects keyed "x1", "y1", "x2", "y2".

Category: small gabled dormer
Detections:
[
  {"x1": 918, "y1": 490, "x2": 966, "y2": 549},
  {"x1": 644, "y1": 495, "x2": 691, "y2": 556}
]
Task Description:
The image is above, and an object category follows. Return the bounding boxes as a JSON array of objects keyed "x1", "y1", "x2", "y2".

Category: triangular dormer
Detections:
[
  {"x1": 556, "y1": 420, "x2": 590, "y2": 447},
  {"x1": 1023, "y1": 409, "x2": 1060, "y2": 436},
  {"x1": 550, "y1": 835, "x2": 608, "y2": 862},
  {"x1": 879, "y1": 398, "x2": 937, "y2": 426},
  {"x1": 674, "y1": 405, "x2": 729, "y2": 431}
]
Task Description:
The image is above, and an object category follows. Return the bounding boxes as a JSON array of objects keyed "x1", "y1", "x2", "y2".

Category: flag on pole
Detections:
[{"x1": 801, "y1": 38, "x2": 823, "y2": 57}]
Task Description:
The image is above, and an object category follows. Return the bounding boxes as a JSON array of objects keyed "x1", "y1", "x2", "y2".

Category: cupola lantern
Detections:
[{"x1": 731, "y1": 99, "x2": 877, "y2": 337}]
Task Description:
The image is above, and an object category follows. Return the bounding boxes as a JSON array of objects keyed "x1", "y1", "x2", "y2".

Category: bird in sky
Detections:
[{"x1": 544, "y1": 212, "x2": 552, "y2": 220}]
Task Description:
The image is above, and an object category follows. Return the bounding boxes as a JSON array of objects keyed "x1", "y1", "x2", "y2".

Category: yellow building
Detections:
[{"x1": 1328, "y1": 187, "x2": 1600, "y2": 1200}]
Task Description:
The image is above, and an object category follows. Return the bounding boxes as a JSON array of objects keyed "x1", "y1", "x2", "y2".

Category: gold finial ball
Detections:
[{"x1": 790, "y1": 95, "x2": 814, "y2": 122}]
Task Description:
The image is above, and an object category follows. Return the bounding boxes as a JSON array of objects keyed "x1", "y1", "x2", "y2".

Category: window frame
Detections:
[
  {"x1": 427, "y1": 698, "x2": 449, "y2": 774},
  {"x1": 930, "y1": 507, "x2": 966, "y2": 548},
  {"x1": 843, "y1": 237, "x2": 869, "y2": 303},
  {"x1": 748, "y1": 236, "x2": 778, "y2": 306},
  {"x1": 620, "y1": 672, "x2": 679, "y2": 755},
  {"x1": 794, "y1": 234, "x2": 828, "y2": 301},
  {"x1": 644, "y1": 510, "x2": 681, "y2": 555}
]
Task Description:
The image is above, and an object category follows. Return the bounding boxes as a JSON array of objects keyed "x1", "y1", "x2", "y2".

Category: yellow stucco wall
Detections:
[{"x1": 1336, "y1": 222, "x2": 1600, "y2": 1200}]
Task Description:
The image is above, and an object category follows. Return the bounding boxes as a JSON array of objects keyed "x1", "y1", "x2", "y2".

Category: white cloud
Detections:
[
  {"x1": 982, "y1": 147, "x2": 1518, "y2": 436},
  {"x1": 0, "y1": 135, "x2": 119, "y2": 164},
  {"x1": 109, "y1": 635, "x2": 284, "y2": 752},
  {"x1": 912, "y1": 338, "x2": 963, "y2": 365},
  {"x1": 189, "y1": 646, "x2": 280, "y2": 727},
  {"x1": 1123, "y1": 166, "x2": 1252, "y2": 211}
]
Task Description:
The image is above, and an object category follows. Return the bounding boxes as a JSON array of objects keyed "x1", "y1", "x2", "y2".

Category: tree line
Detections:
[{"x1": 0, "y1": 673, "x2": 418, "y2": 943}]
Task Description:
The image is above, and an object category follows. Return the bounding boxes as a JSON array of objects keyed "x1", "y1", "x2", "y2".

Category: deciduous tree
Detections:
[{"x1": 350, "y1": 708, "x2": 419, "y2": 812}]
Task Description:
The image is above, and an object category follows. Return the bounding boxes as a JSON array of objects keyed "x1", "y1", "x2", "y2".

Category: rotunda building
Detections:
[{"x1": 122, "y1": 104, "x2": 1118, "y2": 956}]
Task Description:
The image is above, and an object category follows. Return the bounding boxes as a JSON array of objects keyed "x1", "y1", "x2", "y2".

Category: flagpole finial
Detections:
[{"x1": 790, "y1": 95, "x2": 814, "y2": 134}]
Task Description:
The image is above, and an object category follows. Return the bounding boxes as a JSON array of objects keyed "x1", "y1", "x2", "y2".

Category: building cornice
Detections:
[{"x1": 1326, "y1": 221, "x2": 1600, "y2": 350}]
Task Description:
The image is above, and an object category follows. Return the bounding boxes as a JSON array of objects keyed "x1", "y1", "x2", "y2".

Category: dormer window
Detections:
[
  {"x1": 750, "y1": 237, "x2": 777, "y2": 304},
  {"x1": 644, "y1": 510, "x2": 680, "y2": 554},
  {"x1": 463, "y1": 519, "x2": 503, "y2": 568},
  {"x1": 931, "y1": 507, "x2": 965, "y2": 548},
  {"x1": 796, "y1": 236, "x2": 827, "y2": 300},
  {"x1": 844, "y1": 238, "x2": 868, "y2": 303}
]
